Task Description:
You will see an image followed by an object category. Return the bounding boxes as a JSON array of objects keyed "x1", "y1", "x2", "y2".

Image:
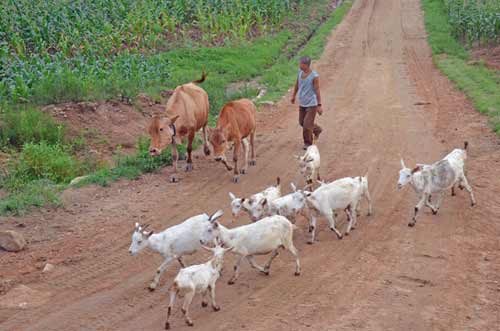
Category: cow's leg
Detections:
[
  {"x1": 240, "y1": 138, "x2": 249, "y2": 174},
  {"x1": 165, "y1": 285, "x2": 179, "y2": 330},
  {"x1": 185, "y1": 131, "x2": 195, "y2": 172},
  {"x1": 150, "y1": 256, "x2": 174, "y2": 291},
  {"x1": 209, "y1": 284, "x2": 220, "y2": 311},
  {"x1": 325, "y1": 210, "x2": 343, "y2": 239},
  {"x1": 232, "y1": 140, "x2": 241, "y2": 183},
  {"x1": 263, "y1": 249, "x2": 280, "y2": 274},
  {"x1": 409, "y1": 193, "x2": 428, "y2": 227},
  {"x1": 202, "y1": 124, "x2": 210, "y2": 156},
  {"x1": 181, "y1": 288, "x2": 195, "y2": 327},
  {"x1": 460, "y1": 175, "x2": 476, "y2": 206},
  {"x1": 228, "y1": 255, "x2": 244, "y2": 285},
  {"x1": 249, "y1": 131, "x2": 256, "y2": 166},
  {"x1": 170, "y1": 143, "x2": 179, "y2": 183}
]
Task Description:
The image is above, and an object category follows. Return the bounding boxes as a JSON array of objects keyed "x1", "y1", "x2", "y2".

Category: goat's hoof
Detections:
[
  {"x1": 432, "y1": 209, "x2": 438, "y2": 215},
  {"x1": 249, "y1": 160, "x2": 256, "y2": 166},
  {"x1": 228, "y1": 280, "x2": 235, "y2": 285},
  {"x1": 345, "y1": 232, "x2": 350, "y2": 236},
  {"x1": 294, "y1": 271, "x2": 301, "y2": 276},
  {"x1": 307, "y1": 240, "x2": 314, "y2": 245},
  {"x1": 240, "y1": 169, "x2": 247, "y2": 175},
  {"x1": 337, "y1": 234, "x2": 343, "y2": 240},
  {"x1": 213, "y1": 305, "x2": 221, "y2": 312},
  {"x1": 260, "y1": 270, "x2": 270, "y2": 276},
  {"x1": 232, "y1": 176, "x2": 240, "y2": 183},
  {"x1": 148, "y1": 284, "x2": 156, "y2": 291},
  {"x1": 203, "y1": 146, "x2": 211, "y2": 156},
  {"x1": 471, "y1": 202, "x2": 476, "y2": 207},
  {"x1": 186, "y1": 320, "x2": 194, "y2": 327},
  {"x1": 169, "y1": 175, "x2": 179, "y2": 183},
  {"x1": 185, "y1": 163, "x2": 193, "y2": 172},
  {"x1": 165, "y1": 322, "x2": 171, "y2": 330},
  {"x1": 408, "y1": 222, "x2": 415, "y2": 227},
  {"x1": 202, "y1": 302, "x2": 208, "y2": 308}
]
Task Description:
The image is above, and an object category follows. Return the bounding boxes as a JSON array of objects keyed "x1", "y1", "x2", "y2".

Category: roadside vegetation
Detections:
[
  {"x1": 422, "y1": 0, "x2": 500, "y2": 135},
  {"x1": 0, "y1": 0, "x2": 353, "y2": 215}
]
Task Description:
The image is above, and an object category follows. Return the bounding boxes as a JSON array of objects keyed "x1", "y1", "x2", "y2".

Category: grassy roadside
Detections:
[
  {"x1": 421, "y1": 0, "x2": 500, "y2": 134},
  {"x1": 0, "y1": 0, "x2": 354, "y2": 215}
]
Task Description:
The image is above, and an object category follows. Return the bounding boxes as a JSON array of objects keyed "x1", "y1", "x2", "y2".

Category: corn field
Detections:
[
  {"x1": 444, "y1": 0, "x2": 500, "y2": 46},
  {"x1": 0, "y1": 0, "x2": 303, "y2": 103}
]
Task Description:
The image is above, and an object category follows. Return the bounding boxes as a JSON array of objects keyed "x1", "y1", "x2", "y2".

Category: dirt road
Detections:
[{"x1": 1, "y1": 0, "x2": 499, "y2": 330}]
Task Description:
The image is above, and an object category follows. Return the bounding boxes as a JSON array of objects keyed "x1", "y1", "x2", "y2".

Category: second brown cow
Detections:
[{"x1": 208, "y1": 98, "x2": 257, "y2": 183}]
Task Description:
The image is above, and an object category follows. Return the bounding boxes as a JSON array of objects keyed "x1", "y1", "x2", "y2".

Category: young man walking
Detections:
[{"x1": 291, "y1": 56, "x2": 323, "y2": 150}]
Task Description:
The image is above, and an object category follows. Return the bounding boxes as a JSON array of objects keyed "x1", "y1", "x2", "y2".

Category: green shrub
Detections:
[{"x1": 0, "y1": 179, "x2": 62, "y2": 216}]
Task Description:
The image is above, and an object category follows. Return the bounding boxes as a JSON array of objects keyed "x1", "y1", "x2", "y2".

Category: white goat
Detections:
[
  {"x1": 165, "y1": 243, "x2": 232, "y2": 329},
  {"x1": 305, "y1": 174, "x2": 373, "y2": 243},
  {"x1": 204, "y1": 215, "x2": 301, "y2": 284},
  {"x1": 128, "y1": 210, "x2": 223, "y2": 291},
  {"x1": 297, "y1": 144, "x2": 321, "y2": 189},
  {"x1": 398, "y1": 141, "x2": 475, "y2": 227},
  {"x1": 259, "y1": 183, "x2": 310, "y2": 225},
  {"x1": 229, "y1": 177, "x2": 281, "y2": 221}
]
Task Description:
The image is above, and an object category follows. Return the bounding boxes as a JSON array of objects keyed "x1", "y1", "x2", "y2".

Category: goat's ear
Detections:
[
  {"x1": 134, "y1": 222, "x2": 140, "y2": 230},
  {"x1": 261, "y1": 199, "x2": 267, "y2": 206},
  {"x1": 229, "y1": 192, "x2": 236, "y2": 200},
  {"x1": 224, "y1": 246, "x2": 234, "y2": 253},
  {"x1": 200, "y1": 243, "x2": 213, "y2": 252},
  {"x1": 411, "y1": 165, "x2": 421, "y2": 174},
  {"x1": 210, "y1": 209, "x2": 224, "y2": 222},
  {"x1": 147, "y1": 230, "x2": 154, "y2": 238},
  {"x1": 400, "y1": 158, "x2": 406, "y2": 169},
  {"x1": 291, "y1": 183, "x2": 297, "y2": 192}
]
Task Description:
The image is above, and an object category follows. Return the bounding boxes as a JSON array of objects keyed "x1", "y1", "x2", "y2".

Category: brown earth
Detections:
[
  {"x1": 1, "y1": 0, "x2": 500, "y2": 330},
  {"x1": 472, "y1": 45, "x2": 500, "y2": 70}
]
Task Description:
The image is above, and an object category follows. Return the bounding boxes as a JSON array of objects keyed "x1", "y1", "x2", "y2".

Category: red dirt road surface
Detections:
[{"x1": 1, "y1": 0, "x2": 499, "y2": 330}]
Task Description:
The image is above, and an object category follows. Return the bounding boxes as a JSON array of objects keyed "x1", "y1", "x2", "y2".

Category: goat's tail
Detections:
[
  {"x1": 276, "y1": 177, "x2": 281, "y2": 186},
  {"x1": 192, "y1": 71, "x2": 207, "y2": 84},
  {"x1": 464, "y1": 141, "x2": 469, "y2": 151}
]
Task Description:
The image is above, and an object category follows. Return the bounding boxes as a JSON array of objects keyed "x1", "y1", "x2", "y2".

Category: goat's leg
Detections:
[
  {"x1": 325, "y1": 211, "x2": 343, "y2": 239},
  {"x1": 409, "y1": 193, "x2": 428, "y2": 227},
  {"x1": 432, "y1": 192, "x2": 445, "y2": 214},
  {"x1": 262, "y1": 249, "x2": 280, "y2": 274},
  {"x1": 150, "y1": 256, "x2": 174, "y2": 291},
  {"x1": 345, "y1": 205, "x2": 357, "y2": 236},
  {"x1": 177, "y1": 256, "x2": 186, "y2": 268},
  {"x1": 308, "y1": 214, "x2": 317, "y2": 244},
  {"x1": 181, "y1": 289, "x2": 195, "y2": 327},
  {"x1": 283, "y1": 240, "x2": 301, "y2": 276},
  {"x1": 425, "y1": 195, "x2": 439, "y2": 214},
  {"x1": 201, "y1": 289, "x2": 208, "y2": 307},
  {"x1": 165, "y1": 285, "x2": 179, "y2": 330},
  {"x1": 209, "y1": 284, "x2": 220, "y2": 311},
  {"x1": 246, "y1": 255, "x2": 267, "y2": 274},
  {"x1": 228, "y1": 255, "x2": 244, "y2": 285},
  {"x1": 460, "y1": 175, "x2": 476, "y2": 206}
]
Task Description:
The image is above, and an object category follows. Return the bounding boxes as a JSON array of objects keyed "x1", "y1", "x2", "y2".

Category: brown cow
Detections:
[
  {"x1": 208, "y1": 98, "x2": 257, "y2": 183},
  {"x1": 148, "y1": 72, "x2": 210, "y2": 182}
]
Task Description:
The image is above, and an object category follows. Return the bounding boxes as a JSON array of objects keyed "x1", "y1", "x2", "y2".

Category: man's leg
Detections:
[{"x1": 303, "y1": 107, "x2": 317, "y2": 146}]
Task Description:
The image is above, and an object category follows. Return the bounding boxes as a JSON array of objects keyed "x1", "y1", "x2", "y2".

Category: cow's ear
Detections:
[{"x1": 169, "y1": 115, "x2": 180, "y2": 124}]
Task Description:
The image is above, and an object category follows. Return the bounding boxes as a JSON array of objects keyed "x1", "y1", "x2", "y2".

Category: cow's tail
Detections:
[{"x1": 192, "y1": 71, "x2": 207, "y2": 84}]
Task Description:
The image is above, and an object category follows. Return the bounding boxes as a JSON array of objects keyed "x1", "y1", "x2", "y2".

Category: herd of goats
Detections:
[{"x1": 128, "y1": 74, "x2": 476, "y2": 329}]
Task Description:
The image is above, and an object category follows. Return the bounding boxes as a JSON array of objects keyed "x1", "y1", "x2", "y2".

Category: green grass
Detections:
[
  {"x1": 0, "y1": 0, "x2": 353, "y2": 216},
  {"x1": 422, "y1": 0, "x2": 500, "y2": 134}
]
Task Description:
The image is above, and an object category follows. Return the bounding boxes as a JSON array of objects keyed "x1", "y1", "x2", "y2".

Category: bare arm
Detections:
[
  {"x1": 291, "y1": 78, "x2": 298, "y2": 104},
  {"x1": 313, "y1": 76, "x2": 323, "y2": 114}
]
